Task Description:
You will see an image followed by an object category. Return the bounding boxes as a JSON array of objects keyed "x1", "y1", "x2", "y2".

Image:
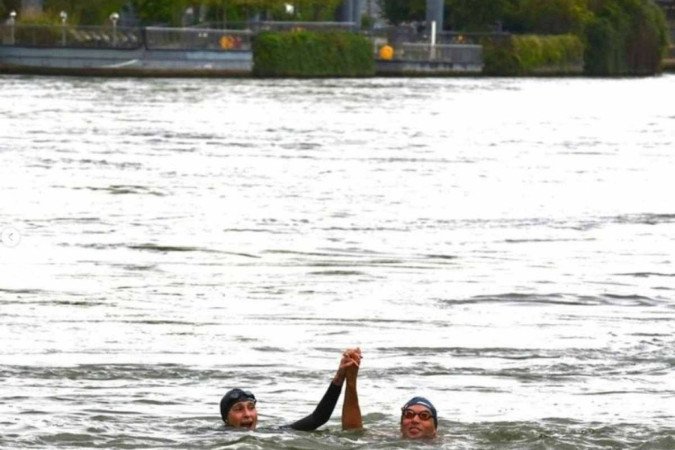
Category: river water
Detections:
[{"x1": 0, "y1": 74, "x2": 673, "y2": 449}]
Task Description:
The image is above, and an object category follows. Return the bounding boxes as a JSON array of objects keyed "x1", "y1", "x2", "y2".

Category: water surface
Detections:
[{"x1": 0, "y1": 75, "x2": 674, "y2": 448}]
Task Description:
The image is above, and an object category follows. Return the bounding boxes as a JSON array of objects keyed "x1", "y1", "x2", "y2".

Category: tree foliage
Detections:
[
  {"x1": 483, "y1": 33, "x2": 583, "y2": 75},
  {"x1": 508, "y1": 0, "x2": 592, "y2": 33},
  {"x1": 377, "y1": 0, "x2": 668, "y2": 75},
  {"x1": 584, "y1": 0, "x2": 667, "y2": 74},
  {"x1": 445, "y1": 0, "x2": 516, "y2": 32},
  {"x1": 1, "y1": 0, "x2": 22, "y2": 18},
  {"x1": 42, "y1": 0, "x2": 135, "y2": 25},
  {"x1": 376, "y1": 0, "x2": 425, "y2": 25},
  {"x1": 36, "y1": 0, "x2": 342, "y2": 26},
  {"x1": 379, "y1": 0, "x2": 593, "y2": 33}
]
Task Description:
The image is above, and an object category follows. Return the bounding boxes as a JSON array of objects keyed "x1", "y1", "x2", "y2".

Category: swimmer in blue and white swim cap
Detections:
[
  {"x1": 399, "y1": 396, "x2": 438, "y2": 439},
  {"x1": 340, "y1": 349, "x2": 438, "y2": 439}
]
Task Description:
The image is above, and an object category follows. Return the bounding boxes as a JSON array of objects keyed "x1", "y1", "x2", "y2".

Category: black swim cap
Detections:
[
  {"x1": 220, "y1": 388, "x2": 256, "y2": 424},
  {"x1": 401, "y1": 396, "x2": 438, "y2": 428}
]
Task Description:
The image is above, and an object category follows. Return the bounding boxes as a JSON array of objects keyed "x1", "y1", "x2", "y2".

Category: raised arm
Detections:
[
  {"x1": 342, "y1": 347, "x2": 363, "y2": 430},
  {"x1": 289, "y1": 348, "x2": 361, "y2": 431}
]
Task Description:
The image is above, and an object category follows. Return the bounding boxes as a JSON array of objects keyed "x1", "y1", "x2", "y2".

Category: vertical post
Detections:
[
  {"x1": 9, "y1": 10, "x2": 17, "y2": 45},
  {"x1": 352, "y1": 0, "x2": 362, "y2": 30},
  {"x1": 182, "y1": 7, "x2": 194, "y2": 27},
  {"x1": 60, "y1": 11, "x2": 67, "y2": 46},
  {"x1": 109, "y1": 12, "x2": 119, "y2": 46},
  {"x1": 430, "y1": 20, "x2": 436, "y2": 60},
  {"x1": 425, "y1": 0, "x2": 443, "y2": 37},
  {"x1": 339, "y1": 0, "x2": 354, "y2": 29}
]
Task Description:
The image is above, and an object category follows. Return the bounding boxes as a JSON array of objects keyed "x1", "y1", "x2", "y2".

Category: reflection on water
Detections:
[{"x1": 0, "y1": 75, "x2": 674, "y2": 448}]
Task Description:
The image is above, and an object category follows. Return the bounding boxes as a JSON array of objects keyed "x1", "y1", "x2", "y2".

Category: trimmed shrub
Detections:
[
  {"x1": 483, "y1": 34, "x2": 584, "y2": 75},
  {"x1": 253, "y1": 30, "x2": 375, "y2": 77}
]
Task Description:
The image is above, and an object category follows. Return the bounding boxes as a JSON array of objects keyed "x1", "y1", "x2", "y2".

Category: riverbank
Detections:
[
  {"x1": 2, "y1": 23, "x2": 672, "y2": 78},
  {"x1": 0, "y1": 25, "x2": 485, "y2": 78}
]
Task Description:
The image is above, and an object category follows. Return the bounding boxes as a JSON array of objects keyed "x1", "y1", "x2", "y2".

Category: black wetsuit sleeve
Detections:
[{"x1": 287, "y1": 382, "x2": 342, "y2": 431}]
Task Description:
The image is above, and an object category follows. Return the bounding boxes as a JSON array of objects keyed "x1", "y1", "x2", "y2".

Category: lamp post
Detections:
[
  {"x1": 109, "y1": 12, "x2": 119, "y2": 46},
  {"x1": 9, "y1": 10, "x2": 16, "y2": 45},
  {"x1": 60, "y1": 11, "x2": 67, "y2": 46}
]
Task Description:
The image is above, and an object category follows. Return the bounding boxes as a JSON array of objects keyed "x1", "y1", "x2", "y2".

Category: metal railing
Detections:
[
  {"x1": 0, "y1": 24, "x2": 141, "y2": 48},
  {"x1": 366, "y1": 25, "x2": 508, "y2": 46},
  {"x1": 394, "y1": 43, "x2": 482, "y2": 64},
  {"x1": 145, "y1": 27, "x2": 252, "y2": 51},
  {"x1": 0, "y1": 24, "x2": 253, "y2": 51},
  {"x1": 68, "y1": 26, "x2": 141, "y2": 49},
  {"x1": 249, "y1": 21, "x2": 357, "y2": 32}
]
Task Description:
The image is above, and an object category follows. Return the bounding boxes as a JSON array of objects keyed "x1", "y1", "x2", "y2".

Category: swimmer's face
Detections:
[
  {"x1": 227, "y1": 400, "x2": 258, "y2": 430},
  {"x1": 400, "y1": 404, "x2": 436, "y2": 439}
]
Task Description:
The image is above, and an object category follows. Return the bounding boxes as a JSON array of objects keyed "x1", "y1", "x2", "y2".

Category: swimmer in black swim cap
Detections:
[
  {"x1": 219, "y1": 347, "x2": 361, "y2": 431},
  {"x1": 220, "y1": 388, "x2": 257, "y2": 429}
]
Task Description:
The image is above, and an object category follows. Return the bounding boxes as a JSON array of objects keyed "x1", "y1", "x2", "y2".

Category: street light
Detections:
[
  {"x1": 60, "y1": 11, "x2": 67, "y2": 46},
  {"x1": 109, "y1": 12, "x2": 119, "y2": 46},
  {"x1": 8, "y1": 10, "x2": 16, "y2": 45}
]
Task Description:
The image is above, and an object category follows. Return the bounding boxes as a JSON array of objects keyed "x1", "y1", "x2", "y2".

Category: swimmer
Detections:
[
  {"x1": 398, "y1": 396, "x2": 438, "y2": 439},
  {"x1": 220, "y1": 348, "x2": 362, "y2": 431},
  {"x1": 341, "y1": 350, "x2": 438, "y2": 439}
]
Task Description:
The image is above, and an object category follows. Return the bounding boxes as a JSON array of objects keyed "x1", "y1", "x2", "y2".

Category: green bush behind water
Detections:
[
  {"x1": 382, "y1": 0, "x2": 668, "y2": 76},
  {"x1": 483, "y1": 34, "x2": 584, "y2": 75},
  {"x1": 253, "y1": 30, "x2": 374, "y2": 77},
  {"x1": 584, "y1": 0, "x2": 668, "y2": 75}
]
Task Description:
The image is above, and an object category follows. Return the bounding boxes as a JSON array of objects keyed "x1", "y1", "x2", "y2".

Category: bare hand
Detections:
[
  {"x1": 341, "y1": 348, "x2": 361, "y2": 382},
  {"x1": 334, "y1": 347, "x2": 362, "y2": 385}
]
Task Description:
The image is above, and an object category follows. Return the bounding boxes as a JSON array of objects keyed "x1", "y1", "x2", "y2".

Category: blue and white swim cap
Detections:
[{"x1": 401, "y1": 396, "x2": 438, "y2": 428}]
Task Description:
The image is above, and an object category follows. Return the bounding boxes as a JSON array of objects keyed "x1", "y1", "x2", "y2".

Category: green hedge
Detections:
[
  {"x1": 252, "y1": 30, "x2": 375, "y2": 78},
  {"x1": 483, "y1": 34, "x2": 584, "y2": 75}
]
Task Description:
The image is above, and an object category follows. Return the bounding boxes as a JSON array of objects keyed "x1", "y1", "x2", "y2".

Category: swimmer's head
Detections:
[
  {"x1": 400, "y1": 396, "x2": 437, "y2": 439},
  {"x1": 220, "y1": 388, "x2": 258, "y2": 430}
]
